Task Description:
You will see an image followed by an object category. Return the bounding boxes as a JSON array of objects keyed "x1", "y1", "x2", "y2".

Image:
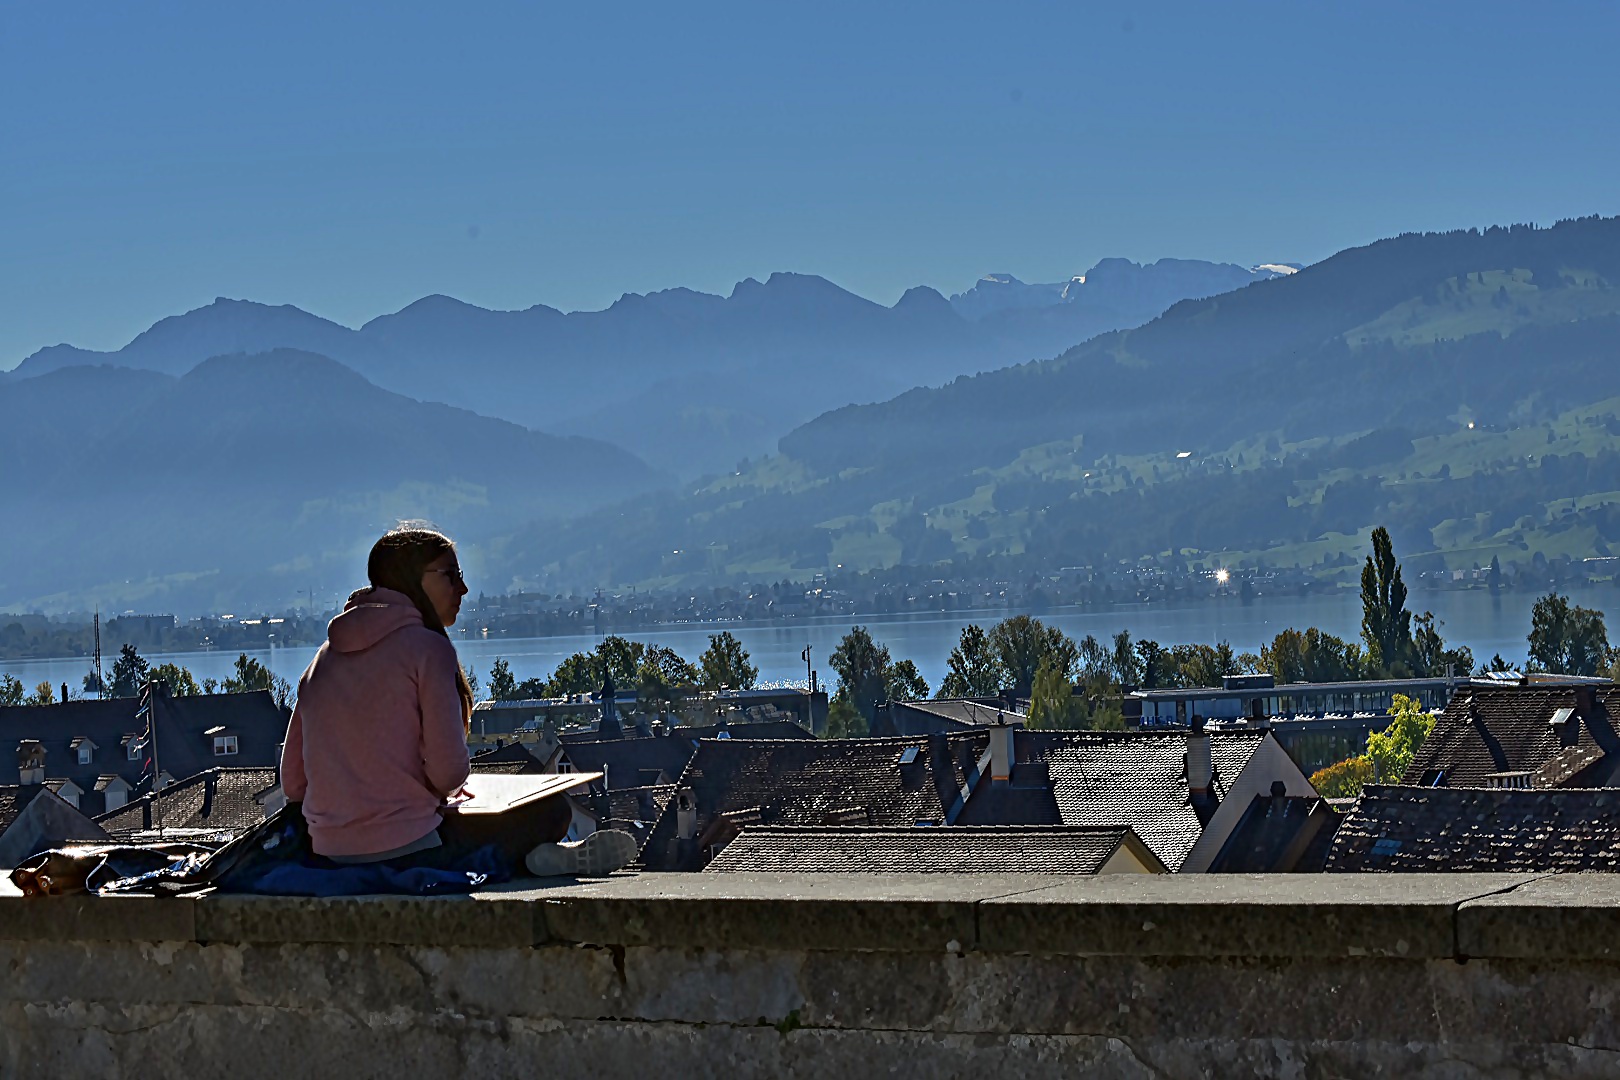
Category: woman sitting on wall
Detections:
[{"x1": 280, "y1": 526, "x2": 636, "y2": 878}]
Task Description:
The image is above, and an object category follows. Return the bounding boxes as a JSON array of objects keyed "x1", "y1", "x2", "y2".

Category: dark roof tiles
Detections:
[
  {"x1": 704, "y1": 824, "x2": 1150, "y2": 875},
  {"x1": 1328, "y1": 785, "x2": 1620, "y2": 872}
]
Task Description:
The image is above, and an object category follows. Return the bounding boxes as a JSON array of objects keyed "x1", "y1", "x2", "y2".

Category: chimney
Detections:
[
  {"x1": 1185, "y1": 715, "x2": 1212, "y2": 794},
  {"x1": 598, "y1": 673, "x2": 623, "y2": 740},
  {"x1": 675, "y1": 789, "x2": 698, "y2": 840},
  {"x1": 989, "y1": 714, "x2": 1018, "y2": 784},
  {"x1": 17, "y1": 739, "x2": 45, "y2": 786}
]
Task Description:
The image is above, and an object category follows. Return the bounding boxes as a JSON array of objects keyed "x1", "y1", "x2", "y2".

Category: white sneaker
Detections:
[{"x1": 524, "y1": 829, "x2": 639, "y2": 878}]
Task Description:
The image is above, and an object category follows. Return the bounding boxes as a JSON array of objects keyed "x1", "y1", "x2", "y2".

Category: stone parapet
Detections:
[{"x1": 2, "y1": 873, "x2": 1618, "y2": 1077}]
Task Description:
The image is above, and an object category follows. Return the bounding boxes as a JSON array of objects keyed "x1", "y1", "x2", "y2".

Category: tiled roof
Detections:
[
  {"x1": 1402, "y1": 684, "x2": 1620, "y2": 788},
  {"x1": 559, "y1": 721, "x2": 816, "y2": 789},
  {"x1": 469, "y1": 741, "x2": 550, "y2": 774},
  {"x1": 994, "y1": 729, "x2": 1267, "y2": 872},
  {"x1": 0, "y1": 691, "x2": 287, "y2": 815},
  {"x1": 640, "y1": 732, "x2": 990, "y2": 870},
  {"x1": 0, "y1": 784, "x2": 47, "y2": 833},
  {"x1": 878, "y1": 699, "x2": 1024, "y2": 735},
  {"x1": 1208, "y1": 793, "x2": 1340, "y2": 873},
  {"x1": 94, "y1": 767, "x2": 279, "y2": 836},
  {"x1": 704, "y1": 824, "x2": 1157, "y2": 875},
  {"x1": 1328, "y1": 785, "x2": 1620, "y2": 872}
]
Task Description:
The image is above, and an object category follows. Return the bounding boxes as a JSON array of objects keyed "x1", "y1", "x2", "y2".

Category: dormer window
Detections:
[
  {"x1": 78, "y1": 745, "x2": 92, "y2": 765},
  {"x1": 122, "y1": 734, "x2": 142, "y2": 761},
  {"x1": 71, "y1": 737, "x2": 98, "y2": 766},
  {"x1": 214, "y1": 735, "x2": 239, "y2": 756}
]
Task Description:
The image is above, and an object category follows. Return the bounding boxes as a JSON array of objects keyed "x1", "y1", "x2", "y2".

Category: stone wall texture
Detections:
[{"x1": 3, "y1": 872, "x2": 1620, "y2": 1078}]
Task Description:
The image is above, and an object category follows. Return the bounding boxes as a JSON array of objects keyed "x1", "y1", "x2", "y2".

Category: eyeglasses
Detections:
[{"x1": 425, "y1": 566, "x2": 466, "y2": 587}]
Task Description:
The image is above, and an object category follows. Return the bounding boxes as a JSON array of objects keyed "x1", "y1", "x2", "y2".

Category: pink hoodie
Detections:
[{"x1": 280, "y1": 587, "x2": 471, "y2": 857}]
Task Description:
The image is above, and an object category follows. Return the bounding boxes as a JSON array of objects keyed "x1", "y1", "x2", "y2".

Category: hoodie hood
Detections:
[{"x1": 326, "y1": 587, "x2": 425, "y2": 653}]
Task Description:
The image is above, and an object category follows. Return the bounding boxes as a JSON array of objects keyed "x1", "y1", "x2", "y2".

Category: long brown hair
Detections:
[{"x1": 363, "y1": 526, "x2": 474, "y2": 732}]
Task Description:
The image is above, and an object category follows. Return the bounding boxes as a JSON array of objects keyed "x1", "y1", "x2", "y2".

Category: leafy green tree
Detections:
[
  {"x1": 884, "y1": 659, "x2": 930, "y2": 703},
  {"x1": 1410, "y1": 612, "x2": 1473, "y2": 678},
  {"x1": 1365, "y1": 693, "x2": 1435, "y2": 783},
  {"x1": 1134, "y1": 639, "x2": 1170, "y2": 689},
  {"x1": 1262, "y1": 627, "x2": 1364, "y2": 684},
  {"x1": 1111, "y1": 631, "x2": 1140, "y2": 687},
  {"x1": 1168, "y1": 642, "x2": 1240, "y2": 688},
  {"x1": 829, "y1": 625, "x2": 892, "y2": 724},
  {"x1": 1528, "y1": 593, "x2": 1612, "y2": 675},
  {"x1": 1482, "y1": 653, "x2": 1514, "y2": 673},
  {"x1": 938, "y1": 624, "x2": 1003, "y2": 697},
  {"x1": 223, "y1": 653, "x2": 294, "y2": 709},
  {"x1": 1308, "y1": 694, "x2": 1433, "y2": 798},
  {"x1": 824, "y1": 693, "x2": 868, "y2": 739},
  {"x1": 1027, "y1": 658, "x2": 1085, "y2": 730},
  {"x1": 698, "y1": 631, "x2": 758, "y2": 691},
  {"x1": 108, "y1": 644, "x2": 150, "y2": 698},
  {"x1": 637, "y1": 645, "x2": 698, "y2": 714},
  {"x1": 149, "y1": 662, "x2": 203, "y2": 697},
  {"x1": 1360, "y1": 526, "x2": 1413, "y2": 675},
  {"x1": 0, "y1": 674, "x2": 24, "y2": 706},
  {"x1": 988, "y1": 615, "x2": 1078, "y2": 691},
  {"x1": 488, "y1": 658, "x2": 519, "y2": 701},
  {"x1": 1310, "y1": 755, "x2": 1375, "y2": 799},
  {"x1": 545, "y1": 636, "x2": 647, "y2": 697}
]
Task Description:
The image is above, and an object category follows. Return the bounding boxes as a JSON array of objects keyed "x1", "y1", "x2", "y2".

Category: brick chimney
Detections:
[{"x1": 17, "y1": 739, "x2": 45, "y2": 786}]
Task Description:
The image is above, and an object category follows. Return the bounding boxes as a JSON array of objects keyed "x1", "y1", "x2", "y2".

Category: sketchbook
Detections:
[{"x1": 442, "y1": 772, "x2": 601, "y2": 815}]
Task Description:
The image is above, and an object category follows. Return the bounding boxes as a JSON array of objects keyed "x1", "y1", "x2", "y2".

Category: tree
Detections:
[
  {"x1": 1111, "y1": 631, "x2": 1140, "y2": 687},
  {"x1": 1409, "y1": 612, "x2": 1473, "y2": 678},
  {"x1": 149, "y1": 662, "x2": 203, "y2": 697},
  {"x1": 1488, "y1": 554, "x2": 1503, "y2": 594},
  {"x1": 1528, "y1": 593, "x2": 1612, "y2": 675},
  {"x1": 1308, "y1": 694, "x2": 1434, "y2": 798},
  {"x1": 885, "y1": 659, "x2": 930, "y2": 703},
  {"x1": 108, "y1": 644, "x2": 150, "y2": 698},
  {"x1": 1360, "y1": 527, "x2": 1412, "y2": 675},
  {"x1": 1364, "y1": 693, "x2": 1435, "y2": 783},
  {"x1": 1482, "y1": 653, "x2": 1514, "y2": 674},
  {"x1": 223, "y1": 653, "x2": 294, "y2": 710},
  {"x1": 938, "y1": 624, "x2": 1003, "y2": 698},
  {"x1": 23, "y1": 681, "x2": 56, "y2": 706},
  {"x1": 829, "y1": 626, "x2": 892, "y2": 724},
  {"x1": 488, "y1": 658, "x2": 519, "y2": 701},
  {"x1": 698, "y1": 631, "x2": 758, "y2": 691},
  {"x1": 1027, "y1": 657, "x2": 1085, "y2": 730},
  {"x1": 1167, "y1": 642, "x2": 1239, "y2": 689},
  {"x1": 987, "y1": 615, "x2": 1078, "y2": 691},
  {"x1": 1310, "y1": 755, "x2": 1375, "y2": 799},
  {"x1": 824, "y1": 693, "x2": 868, "y2": 739},
  {"x1": 0, "y1": 674, "x2": 24, "y2": 706},
  {"x1": 637, "y1": 645, "x2": 698, "y2": 714},
  {"x1": 1134, "y1": 639, "x2": 1170, "y2": 689}
]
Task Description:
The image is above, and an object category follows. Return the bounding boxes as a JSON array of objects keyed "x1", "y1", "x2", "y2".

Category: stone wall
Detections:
[{"x1": 3, "y1": 872, "x2": 1620, "y2": 1078}]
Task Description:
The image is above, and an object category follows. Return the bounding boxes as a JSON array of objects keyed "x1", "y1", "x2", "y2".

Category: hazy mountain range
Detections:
[
  {"x1": 6, "y1": 258, "x2": 1292, "y2": 481},
  {"x1": 492, "y1": 216, "x2": 1620, "y2": 591},
  {"x1": 23, "y1": 219, "x2": 1620, "y2": 614},
  {"x1": 0, "y1": 351, "x2": 661, "y2": 611}
]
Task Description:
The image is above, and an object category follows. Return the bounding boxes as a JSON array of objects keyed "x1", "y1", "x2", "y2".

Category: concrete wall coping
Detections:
[{"x1": 5, "y1": 871, "x2": 1613, "y2": 959}]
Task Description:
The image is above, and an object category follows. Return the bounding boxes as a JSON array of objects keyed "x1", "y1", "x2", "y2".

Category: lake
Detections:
[{"x1": 9, "y1": 584, "x2": 1620, "y2": 698}]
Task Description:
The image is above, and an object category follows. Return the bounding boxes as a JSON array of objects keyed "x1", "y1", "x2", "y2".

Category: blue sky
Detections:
[{"x1": 4, "y1": 1, "x2": 1618, "y2": 367}]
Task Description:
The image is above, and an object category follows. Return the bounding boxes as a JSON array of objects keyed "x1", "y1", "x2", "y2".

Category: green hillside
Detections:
[{"x1": 492, "y1": 217, "x2": 1620, "y2": 591}]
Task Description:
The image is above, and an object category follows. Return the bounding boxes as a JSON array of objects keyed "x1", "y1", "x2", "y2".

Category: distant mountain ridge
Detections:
[
  {"x1": 9, "y1": 260, "x2": 1294, "y2": 480},
  {"x1": 948, "y1": 258, "x2": 1296, "y2": 322},
  {"x1": 482, "y1": 216, "x2": 1620, "y2": 591},
  {"x1": 0, "y1": 350, "x2": 664, "y2": 611}
]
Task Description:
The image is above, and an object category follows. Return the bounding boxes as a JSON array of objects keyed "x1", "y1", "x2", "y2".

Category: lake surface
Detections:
[{"x1": 10, "y1": 584, "x2": 1620, "y2": 696}]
